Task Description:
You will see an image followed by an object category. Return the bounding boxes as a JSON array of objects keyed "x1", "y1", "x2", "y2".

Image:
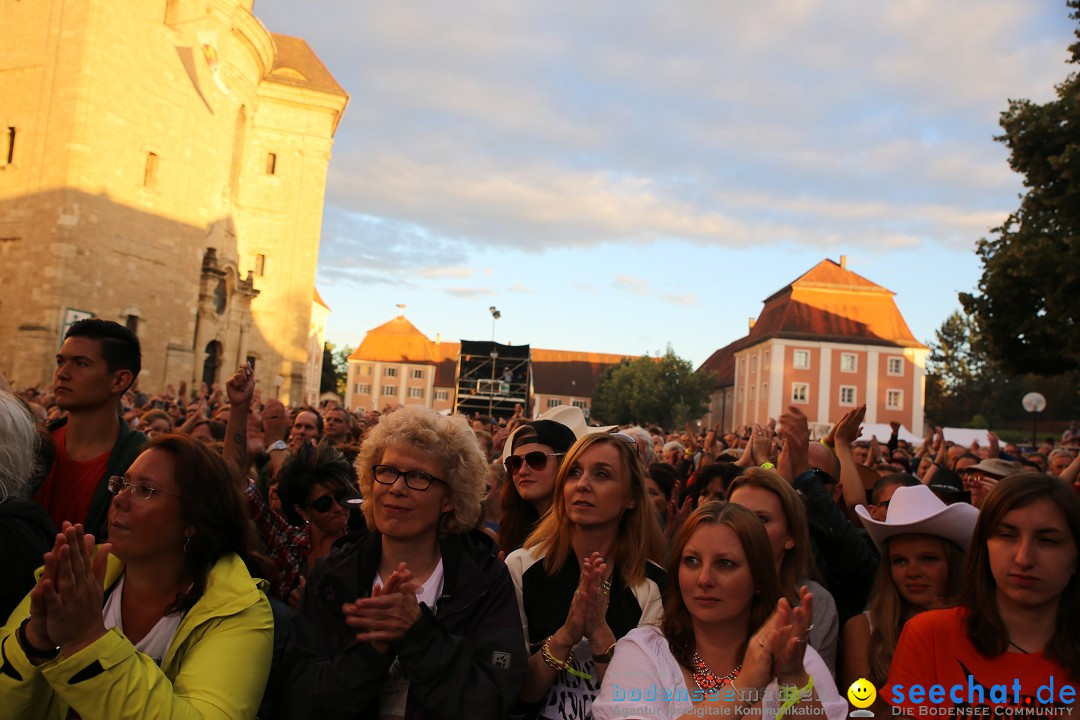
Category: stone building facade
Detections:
[{"x1": 0, "y1": 0, "x2": 347, "y2": 403}]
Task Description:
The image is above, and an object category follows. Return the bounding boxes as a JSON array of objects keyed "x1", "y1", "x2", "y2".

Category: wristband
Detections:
[
  {"x1": 541, "y1": 637, "x2": 591, "y2": 680},
  {"x1": 776, "y1": 675, "x2": 815, "y2": 720},
  {"x1": 759, "y1": 462, "x2": 775, "y2": 470},
  {"x1": 819, "y1": 438, "x2": 833, "y2": 448},
  {"x1": 17, "y1": 619, "x2": 60, "y2": 660}
]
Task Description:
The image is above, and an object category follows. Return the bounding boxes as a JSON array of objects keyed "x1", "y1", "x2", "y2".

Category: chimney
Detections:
[
  {"x1": 748, "y1": 317, "x2": 756, "y2": 330},
  {"x1": 434, "y1": 333, "x2": 441, "y2": 345},
  {"x1": 839, "y1": 255, "x2": 847, "y2": 269}
]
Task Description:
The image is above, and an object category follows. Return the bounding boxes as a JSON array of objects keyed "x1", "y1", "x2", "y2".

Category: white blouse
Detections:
[{"x1": 593, "y1": 626, "x2": 848, "y2": 720}]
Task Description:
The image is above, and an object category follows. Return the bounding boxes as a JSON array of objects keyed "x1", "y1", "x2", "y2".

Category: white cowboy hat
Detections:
[
  {"x1": 855, "y1": 484, "x2": 979, "y2": 552},
  {"x1": 499, "y1": 405, "x2": 618, "y2": 460}
]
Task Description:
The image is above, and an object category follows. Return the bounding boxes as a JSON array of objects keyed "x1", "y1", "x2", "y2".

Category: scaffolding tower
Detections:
[{"x1": 454, "y1": 341, "x2": 531, "y2": 420}]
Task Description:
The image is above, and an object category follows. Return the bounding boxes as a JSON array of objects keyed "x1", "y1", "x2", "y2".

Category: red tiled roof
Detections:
[
  {"x1": 752, "y1": 259, "x2": 925, "y2": 348},
  {"x1": 696, "y1": 338, "x2": 749, "y2": 387},
  {"x1": 531, "y1": 348, "x2": 635, "y2": 397},
  {"x1": 313, "y1": 288, "x2": 330, "y2": 310},
  {"x1": 348, "y1": 316, "x2": 438, "y2": 364}
]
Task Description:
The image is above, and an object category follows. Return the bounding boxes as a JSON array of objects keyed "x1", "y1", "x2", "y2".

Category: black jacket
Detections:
[
  {"x1": 0, "y1": 498, "x2": 56, "y2": 621},
  {"x1": 284, "y1": 529, "x2": 527, "y2": 719},
  {"x1": 45, "y1": 415, "x2": 146, "y2": 539}
]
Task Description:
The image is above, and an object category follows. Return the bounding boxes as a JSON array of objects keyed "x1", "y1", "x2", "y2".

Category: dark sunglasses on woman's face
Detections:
[
  {"x1": 308, "y1": 490, "x2": 352, "y2": 513},
  {"x1": 504, "y1": 451, "x2": 564, "y2": 474}
]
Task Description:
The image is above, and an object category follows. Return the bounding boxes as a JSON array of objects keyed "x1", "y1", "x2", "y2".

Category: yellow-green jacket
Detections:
[{"x1": 0, "y1": 552, "x2": 273, "y2": 720}]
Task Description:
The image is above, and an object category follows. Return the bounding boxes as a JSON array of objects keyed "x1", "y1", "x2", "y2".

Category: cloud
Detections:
[
  {"x1": 419, "y1": 265, "x2": 472, "y2": 279},
  {"x1": 506, "y1": 283, "x2": 533, "y2": 293},
  {"x1": 443, "y1": 286, "x2": 495, "y2": 299},
  {"x1": 662, "y1": 292, "x2": 696, "y2": 306},
  {"x1": 613, "y1": 275, "x2": 650, "y2": 296}
]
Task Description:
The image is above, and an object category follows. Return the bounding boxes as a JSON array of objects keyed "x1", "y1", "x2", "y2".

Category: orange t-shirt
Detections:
[
  {"x1": 884, "y1": 607, "x2": 1077, "y2": 712},
  {"x1": 33, "y1": 425, "x2": 110, "y2": 529}
]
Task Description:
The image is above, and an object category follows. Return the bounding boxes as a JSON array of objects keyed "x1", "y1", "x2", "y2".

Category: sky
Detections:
[{"x1": 256, "y1": 0, "x2": 1075, "y2": 368}]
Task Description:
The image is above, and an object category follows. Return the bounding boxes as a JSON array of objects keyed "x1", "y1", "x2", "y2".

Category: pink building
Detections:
[{"x1": 699, "y1": 258, "x2": 928, "y2": 436}]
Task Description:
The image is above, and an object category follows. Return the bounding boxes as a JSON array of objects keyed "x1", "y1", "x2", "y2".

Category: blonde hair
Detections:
[
  {"x1": 355, "y1": 405, "x2": 486, "y2": 536},
  {"x1": 524, "y1": 433, "x2": 666, "y2": 587}
]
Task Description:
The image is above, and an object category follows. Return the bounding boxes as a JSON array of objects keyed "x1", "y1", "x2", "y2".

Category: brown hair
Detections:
[
  {"x1": 524, "y1": 433, "x2": 665, "y2": 587},
  {"x1": 866, "y1": 534, "x2": 965, "y2": 686},
  {"x1": 142, "y1": 434, "x2": 261, "y2": 613},
  {"x1": 661, "y1": 502, "x2": 782, "y2": 671},
  {"x1": 728, "y1": 468, "x2": 820, "y2": 598},
  {"x1": 960, "y1": 473, "x2": 1080, "y2": 678}
]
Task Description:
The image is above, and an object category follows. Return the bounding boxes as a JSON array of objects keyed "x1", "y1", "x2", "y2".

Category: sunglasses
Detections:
[
  {"x1": 504, "y1": 451, "x2": 564, "y2": 474},
  {"x1": 308, "y1": 490, "x2": 353, "y2": 513}
]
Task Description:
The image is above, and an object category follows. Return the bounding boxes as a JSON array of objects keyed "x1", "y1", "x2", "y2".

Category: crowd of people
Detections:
[{"x1": 0, "y1": 317, "x2": 1078, "y2": 719}]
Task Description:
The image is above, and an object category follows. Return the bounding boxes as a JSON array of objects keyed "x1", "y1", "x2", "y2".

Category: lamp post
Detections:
[
  {"x1": 488, "y1": 307, "x2": 501, "y2": 417},
  {"x1": 1022, "y1": 392, "x2": 1047, "y2": 450}
]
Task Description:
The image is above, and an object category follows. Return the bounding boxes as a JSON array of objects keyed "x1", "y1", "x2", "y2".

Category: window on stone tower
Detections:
[
  {"x1": 144, "y1": 152, "x2": 159, "y2": 186},
  {"x1": 266, "y1": 153, "x2": 277, "y2": 175},
  {"x1": 4, "y1": 128, "x2": 14, "y2": 165},
  {"x1": 255, "y1": 254, "x2": 266, "y2": 277},
  {"x1": 126, "y1": 315, "x2": 139, "y2": 334},
  {"x1": 164, "y1": 0, "x2": 180, "y2": 24}
]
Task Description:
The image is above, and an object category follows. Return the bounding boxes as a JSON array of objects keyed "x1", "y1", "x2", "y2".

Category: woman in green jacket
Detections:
[{"x1": 0, "y1": 434, "x2": 273, "y2": 720}]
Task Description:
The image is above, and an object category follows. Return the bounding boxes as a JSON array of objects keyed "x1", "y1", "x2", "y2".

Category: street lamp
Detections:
[
  {"x1": 1022, "y1": 392, "x2": 1047, "y2": 450},
  {"x1": 489, "y1": 306, "x2": 501, "y2": 341}
]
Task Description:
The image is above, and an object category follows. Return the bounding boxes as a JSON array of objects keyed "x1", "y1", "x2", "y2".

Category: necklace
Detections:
[
  {"x1": 690, "y1": 652, "x2": 741, "y2": 692},
  {"x1": 1009, "y1": 640, "x2": 1031, "y2": 654}
]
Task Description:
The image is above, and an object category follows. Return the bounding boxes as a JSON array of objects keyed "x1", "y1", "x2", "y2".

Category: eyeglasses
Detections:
[
  {"x1": 107, "y1": 475, "x2": 178, "y2": 500},
  {"x1": 308, "y1": 490, "x2": 353, "y2": 513},
  {"x1": 609, "y1": 432, "x2": 639, "y2": 445},
  {"x1": 504, "y1": 451, "x2": 564, "y2": 474},
  {"x1": 372, "y1": 464, "x2": 445, "y2": 491}
]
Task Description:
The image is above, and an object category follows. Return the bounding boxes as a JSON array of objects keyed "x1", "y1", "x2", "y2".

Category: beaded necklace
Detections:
[{"x1": 690, "y1": 652, "x2": 741, "y2": 692}]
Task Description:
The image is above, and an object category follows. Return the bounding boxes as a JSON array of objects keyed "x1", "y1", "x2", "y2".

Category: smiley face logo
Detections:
[{"x1": 847, "y1": 678, "x2": 877, "y2": 710}]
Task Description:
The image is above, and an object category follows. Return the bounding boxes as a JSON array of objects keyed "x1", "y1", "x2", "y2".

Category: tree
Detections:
[
  {"x1": 590, "y1": 347, "x2": 715, "y2": 429},
  {"x1": 961, "y1": 1, "x2": 1080, "y2": 375},
  {"x1": 319, "y1": 342, "x2": 354, "y2": 396}
]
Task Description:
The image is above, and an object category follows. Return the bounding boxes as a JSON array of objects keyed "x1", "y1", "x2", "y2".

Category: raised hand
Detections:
[
  {"x1": 38, "y1": 523, "x2": 110, "y2": 656},
  {"x1": 225, "y1": 362, "x2": 255, "y2": 407},
  {"x1": 831, "y1": 405, "x2": 865, "y2": 448},
  {"x1": 344, "y1": 562, "x2": 421, "y2": 654},
  {"x1": 770, "y1": 587, "x2": 814, "y2": 683}
]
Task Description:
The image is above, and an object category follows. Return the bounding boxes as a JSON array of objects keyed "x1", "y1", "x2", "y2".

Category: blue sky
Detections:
[{"x1": 257, "y1": 0, "x2": 1074, "y2": 367}]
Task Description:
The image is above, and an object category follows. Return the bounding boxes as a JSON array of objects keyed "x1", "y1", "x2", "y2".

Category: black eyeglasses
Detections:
[
  {"x1": 504, "y1": 451, "x2": 564, "y2": 474},
  {"x1": 372, "y1": 464, "x2": 445, "y2": 491},
  {"x1": 108, "y1": 475, "x2": 178, "y2": 500},
  {"x1": 308, "y1": 490, "x2": 353, "y2": 513}
]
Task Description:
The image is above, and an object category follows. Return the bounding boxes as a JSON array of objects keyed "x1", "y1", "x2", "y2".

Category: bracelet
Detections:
[
  {"x1": 776, "y1": 675, "x2": 815, "y2": 720},
  {"x1": 17, "y1": 619, "x2": 60, "y2": 660},
  {"x1": 819, "y1": 438, "x2": 833, "y2": 448},
  {"x1": 592, "y1": 641, "x2": 616, "y2": 664},
  {"x1": 541, "y1": 637, "x2": 591, "y2": 680}
]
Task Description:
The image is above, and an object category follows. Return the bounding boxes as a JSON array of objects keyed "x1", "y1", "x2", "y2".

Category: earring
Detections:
[
  {"x1": 627, "y1": 503, "x2": 635, "y2": 509},
  {"x1": 183, "y1": 536, "x2": 192, "y2": 553}
]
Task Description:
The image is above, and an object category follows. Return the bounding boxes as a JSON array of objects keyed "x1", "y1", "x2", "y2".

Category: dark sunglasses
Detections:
[
  {"x1": 308, "y1": 490, "x2": 353, "y2": 513},
  {"x1": 504, "y1": 451, "x2": 564, "y2": 474}
]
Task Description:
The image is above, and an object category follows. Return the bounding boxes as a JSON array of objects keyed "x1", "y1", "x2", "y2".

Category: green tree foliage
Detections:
[
  {"x1": 319, "y1": 342, "x2": 354, "y2": 396},
  {"x1": 590, "y1": 347, "x2": 716, "y2": 429},
  {"x1": 961, "y1": 1, "x2": 1080, "y2": 375},
  {"x1": 925, "y1": 309, "x2": 1080, "y2": 428}
]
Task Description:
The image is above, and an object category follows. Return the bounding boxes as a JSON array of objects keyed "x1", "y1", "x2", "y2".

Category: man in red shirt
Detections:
[{"x1": 33, "y1": 319, "x2": 146, "y2": 537}]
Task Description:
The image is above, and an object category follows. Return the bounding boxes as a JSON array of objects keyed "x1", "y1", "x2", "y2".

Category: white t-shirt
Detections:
[
  {"x1": 101, "y1": 573, "x2": 185, "y2": 666},
  {"x1": 375, "y1": 559, "x2": 446, "y2": 719},
  {"x1": 592, "y1": 625, "x2": 848, "y2": 720}
]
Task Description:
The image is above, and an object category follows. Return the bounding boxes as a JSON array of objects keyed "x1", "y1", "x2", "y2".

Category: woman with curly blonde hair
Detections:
[{"x1": 285, "y1": 405, "x2": 526, "y2": 718}]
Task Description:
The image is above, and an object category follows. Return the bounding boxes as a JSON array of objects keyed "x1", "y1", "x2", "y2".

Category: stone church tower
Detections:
[{"x1": 0, "y1": 0, "x2": 348, "y2": 403}]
